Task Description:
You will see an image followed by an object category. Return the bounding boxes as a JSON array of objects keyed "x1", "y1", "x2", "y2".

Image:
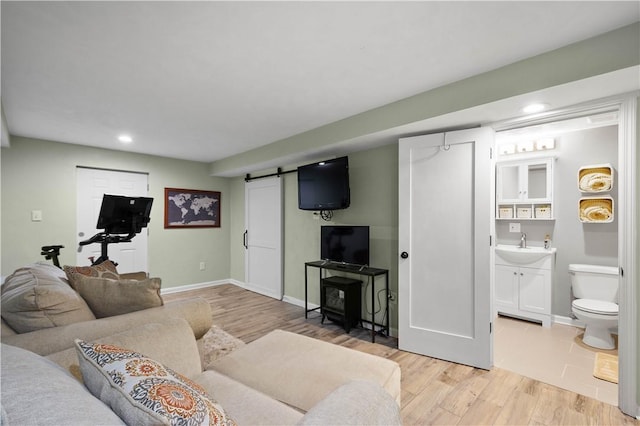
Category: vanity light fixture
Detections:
[
  {"x1": 497, "y1": 137, "x2": 556, "y2": 157},
  {"x1": 118, "y1": 134, "x2": 133, "y2": 144}
]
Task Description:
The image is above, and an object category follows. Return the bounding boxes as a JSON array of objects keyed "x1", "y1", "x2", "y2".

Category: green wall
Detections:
[
  {"x1": 229, "y1": 144, "x2": 399, "y2": 331},
  {"x1": 1, "y1": 137, "x2": 230, "y2": 288}
]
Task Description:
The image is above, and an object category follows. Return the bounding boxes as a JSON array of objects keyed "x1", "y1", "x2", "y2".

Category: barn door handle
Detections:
[{"x1": 243, "y1": 230, "x2": 248, "y2": 249}]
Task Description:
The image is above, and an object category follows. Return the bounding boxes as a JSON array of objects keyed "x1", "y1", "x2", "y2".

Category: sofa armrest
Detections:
[
  {"x1": 1, "y1": 297, "x2": 212, "y2": 356},
  {"x1": 297, "y1": 380, "x2": 401, "y2": 426}
]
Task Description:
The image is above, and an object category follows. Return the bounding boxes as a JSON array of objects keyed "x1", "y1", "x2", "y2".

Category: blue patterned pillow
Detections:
[{"x1": 74, "y1": 340, "x2": 236, "y2": 426}]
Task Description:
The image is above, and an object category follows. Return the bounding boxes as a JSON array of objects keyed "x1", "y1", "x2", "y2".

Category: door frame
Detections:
[{"x1": 490, "y1": 94, "x2": 637, "y2": 416}]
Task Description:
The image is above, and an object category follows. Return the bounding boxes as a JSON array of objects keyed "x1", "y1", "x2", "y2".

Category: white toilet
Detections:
[{"x1": 570, "y1": 263, "x2": 619, "y2": 350}]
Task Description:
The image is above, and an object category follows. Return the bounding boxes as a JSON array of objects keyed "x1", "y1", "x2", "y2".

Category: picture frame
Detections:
[{"x1": 164, "y1": 187, "x2": 220, "y2": 228}]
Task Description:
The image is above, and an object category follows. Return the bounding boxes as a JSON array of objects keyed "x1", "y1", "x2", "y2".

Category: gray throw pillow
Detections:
[
  {"x1": 72, "y1": 274, "x2": 163, "y2": 318},
  {"x1": 1, "y1": 263, "x2": 96, "y2": 333}
]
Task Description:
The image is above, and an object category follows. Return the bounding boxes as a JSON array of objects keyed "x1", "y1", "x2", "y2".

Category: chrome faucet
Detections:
[{"x1": 519, "y1": 233, "x2": 527, "y2": 249}]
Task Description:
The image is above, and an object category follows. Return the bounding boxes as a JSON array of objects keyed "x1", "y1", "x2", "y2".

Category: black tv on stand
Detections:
[{"x1": 320, "y1": 225, "x2": 369, "y2": 269}]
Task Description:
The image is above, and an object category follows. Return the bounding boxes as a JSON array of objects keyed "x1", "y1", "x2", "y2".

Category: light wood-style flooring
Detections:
[{"x1": 163, "y1": 284, "x2": 637, "y2": 425}]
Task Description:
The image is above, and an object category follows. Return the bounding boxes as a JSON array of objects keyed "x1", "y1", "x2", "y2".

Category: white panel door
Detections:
[
  {"x1": 244, "y1": 177, "x2": 283, "y2": 300},
  {"x1": 398, "y1": 127, "x2": 494, "y2": 369},
  {"x1": 76, "y1": 167, "x2": 149, "y2": 273}
]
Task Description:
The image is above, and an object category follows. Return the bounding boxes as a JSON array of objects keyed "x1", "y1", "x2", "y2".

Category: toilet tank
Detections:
[{"x1": 569, "y1": 264, "x2": 619, "y2": 302}]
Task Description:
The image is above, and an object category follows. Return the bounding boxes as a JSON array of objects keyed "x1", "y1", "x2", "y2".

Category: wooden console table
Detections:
[{"x1": 304, "y1": 260, "x2": 389, "y2": 343}]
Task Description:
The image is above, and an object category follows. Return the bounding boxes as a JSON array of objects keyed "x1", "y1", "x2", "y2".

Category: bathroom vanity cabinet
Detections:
[
  {"x1": 494, "y1": 249, "x2": 555, "y2": 327},
  {"x1": 496, "y1": 157, "x2": 554, "y2": 220}
]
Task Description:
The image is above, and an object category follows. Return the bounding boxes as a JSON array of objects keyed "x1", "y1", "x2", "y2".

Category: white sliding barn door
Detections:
[
  {"x1": 398, "y1": 127, "x2": 494, "y2": 369},
  {"x1": 244, "y1": 177, "x2": 283, "y2": 300},
  {"x1": 76, "y1": 167, "x2": 149, "y2": 273}
]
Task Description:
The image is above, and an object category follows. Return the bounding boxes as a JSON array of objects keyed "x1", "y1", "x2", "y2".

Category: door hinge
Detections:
[
  {"x1": 490, "y1": 322, "x2": 493, "y2": 334},
  {"x1": 620, "y1": 267, "x2": 624, "y2": 277},
  {"x1": 489, "y1": 235, "x2": 492, "y2": 246},
  {"x1": 490, "y1": 147, "x2": 493, "y2": 159}
]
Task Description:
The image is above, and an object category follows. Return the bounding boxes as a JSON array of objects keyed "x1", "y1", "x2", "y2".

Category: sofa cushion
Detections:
[
  {"x1": 48, "y1": 318, "x2": 204, "y2": 381},
  {"x1": 195, "y1": 370, "x2": 303, "y2": 425},
  {"x1": 209, "y1": 329, "x2": 401, "y2": 412},
  {"x1": 1, "y1": 343, "x2": 125, "y2": 425},
  {"x1": 71, "y1": 274, "x2": 163, "y2": 318},
  {"x1": 1, "y1": 318, "x2": 17, "y2": 335},
  {"x1": 75, "y1": 339, "x2": 235, "y2": 426},
  {"x1": 63, "y1": 260, "x2": 120, "y2": 289},
  {"x1": 1, "y1": 263, "x2": 96, "y2": 333},
  {"x1": 297, "y1": 380, "x2": 401, "y2": 425}
]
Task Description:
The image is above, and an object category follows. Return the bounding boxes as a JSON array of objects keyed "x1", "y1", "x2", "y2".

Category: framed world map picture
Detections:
[{"x1": 164, "y1": 188, "x2": 221, "y2": 228}]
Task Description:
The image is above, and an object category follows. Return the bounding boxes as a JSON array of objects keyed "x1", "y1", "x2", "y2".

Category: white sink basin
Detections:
[{"x1": 495, "y1": 245, "x2": 556, "y2": 265}]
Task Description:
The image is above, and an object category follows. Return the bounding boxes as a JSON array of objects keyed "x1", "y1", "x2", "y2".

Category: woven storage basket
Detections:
[{"x1": 579, "y1": 197, "x2": 614, "y2": 223}]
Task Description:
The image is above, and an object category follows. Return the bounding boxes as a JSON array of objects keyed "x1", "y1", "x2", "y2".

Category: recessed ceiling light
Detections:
[
  {"x1": 118, "y1": 134, "x2": 133, "y2": 143},
  {"x1": 522, "y1": 103, "x2": 548, "y2": 114}
]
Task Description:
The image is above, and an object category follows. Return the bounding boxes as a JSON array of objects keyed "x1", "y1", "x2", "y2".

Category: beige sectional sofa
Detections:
[{"x1": 1, "y1": 263, "x2": 401, "y2": 425}]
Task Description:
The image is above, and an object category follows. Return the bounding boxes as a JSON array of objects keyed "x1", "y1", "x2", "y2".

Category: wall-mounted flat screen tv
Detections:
[
  {"x1": 298, "y1": 156, "x2": 350, "y2": 211},
  {"x1": 320, "y1": 225, "x2": 369, "y2": 267}
]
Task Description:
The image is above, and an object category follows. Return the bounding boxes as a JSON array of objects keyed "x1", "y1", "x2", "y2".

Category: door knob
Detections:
[{"x1": 400, "y1": 251, "x2": 409, "y2": 259}]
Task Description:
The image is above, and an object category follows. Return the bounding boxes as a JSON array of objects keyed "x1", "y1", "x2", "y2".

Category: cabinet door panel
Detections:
[
  {"x1": 519, "y1": 268, "x2": 551, "y2": 314},
  {"x1": 527, "y1": 163, "x2": 548, "y2": 199},
  {"x1": 499, "y1": 165, "x2": 521, "y2": 201},
  {"x1": 495, "y1": 265, "x2": 518, "y2": 308}
]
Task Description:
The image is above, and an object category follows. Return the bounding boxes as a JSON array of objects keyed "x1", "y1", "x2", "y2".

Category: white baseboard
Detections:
[
  {"x1": 282, "y1": 294, "x2": 319, "y2": 310},
  {"x1": 160, "y1": 279, "x2": 227, "y2": 295},
  {"x1": 552, "y1": 314, "x2": 585, "y2": 328},
  {"x1": 229, "y1": 279, "x2": 285, "y2": 300},
  {"x1": 552, "y1": 314, "x2": 619, "y2": 335}
]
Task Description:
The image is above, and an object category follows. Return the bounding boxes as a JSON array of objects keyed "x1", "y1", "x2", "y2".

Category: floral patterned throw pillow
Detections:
[
  {"x1": 63, "y1": 260, "x2": 120, "y2": 289},
  {"x1": 74, "y1": 340, "x2": 236, "y2": 426}
]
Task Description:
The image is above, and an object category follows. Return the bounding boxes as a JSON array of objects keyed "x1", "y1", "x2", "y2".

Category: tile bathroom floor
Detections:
[{"x1": 494, "y1": 315, "x2": 618, "y2": 406}]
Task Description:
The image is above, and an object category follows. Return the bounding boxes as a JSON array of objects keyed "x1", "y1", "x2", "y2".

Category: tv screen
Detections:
[
  {"x1": 298, "y1": 156, "x2": 350, "y2": 211},
  {"x1": 321, "y1": 225, "x2": 369, "y2": 266},
  {"x1": 96, "y1": 194, "x2": 153, "y2": 234}
]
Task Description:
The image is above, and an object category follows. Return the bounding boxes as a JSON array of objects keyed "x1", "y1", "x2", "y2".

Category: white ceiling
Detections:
[{"x1": 2, "y1": 1, "x2": 639, "y2": 164}]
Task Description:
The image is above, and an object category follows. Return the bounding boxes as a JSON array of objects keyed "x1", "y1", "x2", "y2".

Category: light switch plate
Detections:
[
  {"x1": 31, "y1": 210, "x2": 43, "y2": 222},
  {"x1": 509, "y1": 223, "x2": 521, "y2": 233}
]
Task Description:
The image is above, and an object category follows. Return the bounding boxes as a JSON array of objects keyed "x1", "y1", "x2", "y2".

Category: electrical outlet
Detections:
[
  {"x1": 199, "y1": 262, "x2": 206, "y2": 271},
  {"x1": 509, "y1": 223, "x2": 521, "y2": 233}
]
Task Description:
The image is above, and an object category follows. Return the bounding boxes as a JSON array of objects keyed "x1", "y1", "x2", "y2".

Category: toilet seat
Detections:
[{"x1": 572, "y1": 299, "x2": 618, "y2": 316}]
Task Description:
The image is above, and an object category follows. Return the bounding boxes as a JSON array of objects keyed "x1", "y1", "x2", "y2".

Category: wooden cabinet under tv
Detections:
[{"x1": 320, "y1": 276, "x2": 362, "y2": 333}]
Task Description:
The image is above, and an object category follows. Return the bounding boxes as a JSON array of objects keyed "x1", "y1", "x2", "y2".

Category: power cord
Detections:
[
  {"x1": 364, "y1": 277, "x2": 387, "y2": 316},
  {"x1": 320, "y1": 210, "x2": 333, "y2": 221}
]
